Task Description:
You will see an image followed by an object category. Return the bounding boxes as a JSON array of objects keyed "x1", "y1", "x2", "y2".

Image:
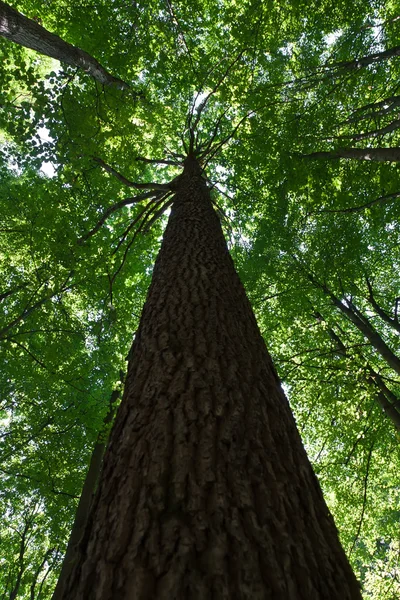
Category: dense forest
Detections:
[{"x1": 0, "y1": 0, "x2": 399, "y2": 597}]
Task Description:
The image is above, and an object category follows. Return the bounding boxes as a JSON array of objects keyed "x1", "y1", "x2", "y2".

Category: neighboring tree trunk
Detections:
[
  {"x1": 329, "y1": 294, "x2": 400, "y2": 377},
  {"x1": 365, "y1": 277, "x2": 400, "y2": 335},
  {"x1": 304, "y1": 147, "x2": 400, "y2": 162},
  {"x1": 318, "y1": 313, "x2": 400, "y2": 433},
  {"x1": 307, "y1": 275, "x2": 400, "y2": 377},
  {"x1": 60, "y1": 155, "x2": 361, "y2": 599},
  {"x1": 52, "y1": 385, "x2": 123, "y2": 600},
  {"x1": 0, "y1": 1, "x2": 128, "y2": 89}
]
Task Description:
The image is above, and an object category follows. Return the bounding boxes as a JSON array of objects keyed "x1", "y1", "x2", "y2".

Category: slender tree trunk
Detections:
[
  {"x1": 60, "y1": 155, "x2": 361, "y2": 599},
  {"x1": 328, "y1": 294, "x2": 400, "y2": 377},
  {"x1": 365, "y1": 278, "x2": 400, "y2": 335},
  {"x1": 304, "y1": 147, "x2": 400, "y2": 162},
  {"x1": 0, "y1": 1, "x2": 128, "y2": 89},
  {"x1": 322, "y1": 316, "x2": 400, "y2": 432}
]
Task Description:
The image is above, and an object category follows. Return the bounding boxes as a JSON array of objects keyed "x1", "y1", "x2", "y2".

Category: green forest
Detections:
[{"x1": 0, "y1": 0, "x2": 400, "y2": 598}]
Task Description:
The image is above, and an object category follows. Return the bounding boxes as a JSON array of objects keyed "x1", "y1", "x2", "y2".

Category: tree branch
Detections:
[
  {"x1": 77, "y1": 190, "x2": 162, "y2": 244},
  {"x1": 0, "y1": 1, "x2": 129, "y2": 89},
  {"x1": 310, "y1": 191, "x2": 400, "y2": 215},
  {"x1": 92, "y1": 157, "x2": 170, "y2": 190},
  {"x1": 135, "y1": 156, "x2": 181, "y2": 166}
]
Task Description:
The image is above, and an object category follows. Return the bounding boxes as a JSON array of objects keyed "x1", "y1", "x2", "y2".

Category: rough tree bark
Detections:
[
  {"x1": 0, "y1": 1, "x2": 128, "y2": 89},
  {"x1": 60, "y1": 155, "x2": 361, "y2": 599}
]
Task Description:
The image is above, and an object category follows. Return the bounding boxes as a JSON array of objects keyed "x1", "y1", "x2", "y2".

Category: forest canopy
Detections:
[{"x1": 0, "y1": 0, "x2": 400, "y2": 598}]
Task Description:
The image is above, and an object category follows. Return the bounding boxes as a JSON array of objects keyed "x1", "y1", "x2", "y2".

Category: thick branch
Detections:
[
  {"x1": 331, "y1": 45, "x2": 400, "y2": 71},
  {"x1": 0, "y1": 1, "x2": 129, "y2": 89},
  {"x1": 333, "y1": 119, "x2": 400, "y2": 142},
  {"x1": 304, "y1": 147, "x2": 400, "y2": 162}
]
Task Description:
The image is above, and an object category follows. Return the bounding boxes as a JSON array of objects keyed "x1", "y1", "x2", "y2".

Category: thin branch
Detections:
[
  {"x1": 111, "y1": 202, "x2": 154, "y2": 256},
  {"x1": 111, "y1": 197, "x2": 172, "y2": 284},
  {"x1": 141, "y1": 197, "x2": 173, "y2": 234},
  {"x1": 328, "y1": 44, "x2": 400, "y2": 72},
  {"x1": 198, "y1": 107, "x2": 230, "y2": 159},
  {"x1": 203, "y1": 110, "x2": 255, "y2": 168},
  {"x1": 365, "y1": 277, "x2": 400, "y2": 334},
  {"x1": 329, "y1": 118, "x2": 400, "y2": 142},
  {"x1": 349, "y1": 442, "x2": 374, "y2": 557},
  {"x1": 344, "y1": 95, "x2": 400, "y2": 124},
  {"x1": 111, "y1": 192, "x2": 172, "y2": 255},
  {"x1": 6, "y1": 338, "x2": 88, "y2": 394},
  {"x1": 189, "y1": 49, "x2": 247, "y2": 132},
  {"x1": 165, "y1": 0, "x2": 198, "y2": 82},
  {"x1": 135, "y1": 156, "x2": 180, "y2": 166},
  {"x1": 309, "y1": 191, "x2": 400, "y2": 215},
  {"x1": 77, "y1": 190, "x2": 162, "y2": 244},
  {"x1": 92, "y1": 157, "x2": 169, "y2": 190}
]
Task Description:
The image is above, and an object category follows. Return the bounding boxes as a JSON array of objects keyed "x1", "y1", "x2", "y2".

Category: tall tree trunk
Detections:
[
  {"x1": 0, "y1": 1, "x2": 128, "y2": 89},
  {"x1": 60, "y1": 155, "x2": 361, "y2": 599},
  {"x1": 303, "y1": 147, "x2": 400, "y2": 162}
]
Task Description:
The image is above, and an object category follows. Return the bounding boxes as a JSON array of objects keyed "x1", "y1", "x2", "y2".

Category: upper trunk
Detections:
[
  {"x1": 59, "y1": 155, "x2": 361, "y2": 599},
  {"x1": 0, "y1": 1, "x2": 128, "y2": 89}
]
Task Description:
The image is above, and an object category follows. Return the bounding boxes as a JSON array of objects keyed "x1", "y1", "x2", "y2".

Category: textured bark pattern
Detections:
[
  {"x1": 0, "y1": 1, "x2": 128, "y2": 89},
  {"x1": 62, "y1": 156, "x2": 361, "y2": 599}
]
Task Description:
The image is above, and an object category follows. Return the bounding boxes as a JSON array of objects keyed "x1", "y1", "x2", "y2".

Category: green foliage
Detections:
[{"x1": 1, "y1": 0, "x2": 400, "y2": 597}]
